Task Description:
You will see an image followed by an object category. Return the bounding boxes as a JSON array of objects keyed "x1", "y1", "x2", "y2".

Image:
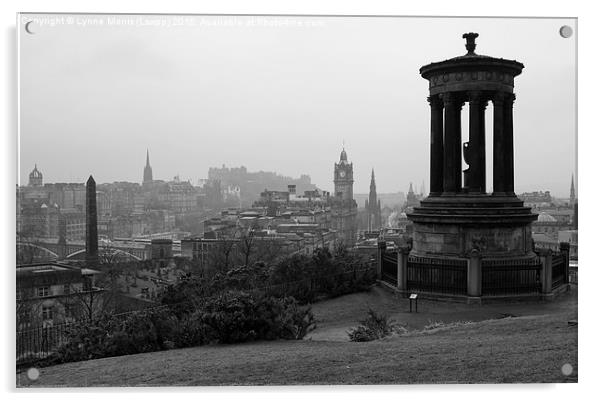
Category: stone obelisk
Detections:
[{"x1": 85, "y1": 175, "x2": 99, "y2": 265}]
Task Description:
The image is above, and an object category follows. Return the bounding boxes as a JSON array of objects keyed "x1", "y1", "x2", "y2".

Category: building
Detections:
[
  {"x1": 558, "y1": 230, "x2": 578, "y2": 260},
  {"x1": 331, "y1": 148, "x2": 358, "y2": 245},
  {"x1": 19, "y1": 201, "x2": 60, "y2": 238},
  {"x1": 181, "y1": 228, "x2": 335, "y2": 272},
  {"x1": 61, "y1": 208, "x2": 86, "y2": 241},
  {"x1": 150, "y1": 238, "x2": 173, "y2": 268},
  {"x1": 519, "y1": 191, "x2": 553, "y2": 209},
  {"x1": 16, "y1": 263, "x2": 103, "y2": 329},
  {"x1": 365, "y1": 169, "x2": 382, "y2": 231},
  {"x1": 532, "y1": 212, "x2": 564, "y2": 239}
]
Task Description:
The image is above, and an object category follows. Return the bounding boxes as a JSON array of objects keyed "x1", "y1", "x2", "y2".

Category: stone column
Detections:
[
  {"x1": 492, "y1": 93, "x2": 506, "y2": 195},
  {"x1": 443, "y1": 93, "x2": 463, "y2": 194},
  {"x1": 503, "y1": 93, "x2": 516, "y2": 194},
  {"x1": 397, "y1": 245, "x2": 410, "y2": 291},
  {"x1": 468, "y1": 91, "x2": 487, "y2": 193},
  {"x1": 85, "y1": 175, "x2": 99, "y2": 266},
  {"x1": 467, "y1": 249, "x2": 482, "y2": 298},
  {"x1": 540, "y1": 249, "x2": 552, "y2": 295},
  {"x1": 428, "y1": 95, "x2": 444, "y2": 195}
]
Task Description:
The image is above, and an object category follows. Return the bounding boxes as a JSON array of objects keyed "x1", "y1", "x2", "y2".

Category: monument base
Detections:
[{"x1": 407, "y1": 194, "x2": 538, "y2": 258}]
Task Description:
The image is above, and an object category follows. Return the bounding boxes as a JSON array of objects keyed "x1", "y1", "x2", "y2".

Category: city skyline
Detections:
[
  {"x1": 19, "y1": 15, "x2": 576, "y2": 196},
  {"x1": 20, "y1": 152, "x2": 575, "y2": 200}
]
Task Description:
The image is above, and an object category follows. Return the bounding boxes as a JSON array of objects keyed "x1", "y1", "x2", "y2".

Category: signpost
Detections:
[{"x1": 409, "y1": 293, "x2": 418, "y2": 312}]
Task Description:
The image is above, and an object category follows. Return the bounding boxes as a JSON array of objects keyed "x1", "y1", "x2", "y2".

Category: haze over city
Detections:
[{"x1": 19, "y1": 15, "x2": 576, "y2": 196}]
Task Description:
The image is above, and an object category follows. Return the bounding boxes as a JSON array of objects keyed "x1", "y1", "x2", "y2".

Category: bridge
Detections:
[{"x1": 17, "y1": 239, "x2": 148, "y2": 262}]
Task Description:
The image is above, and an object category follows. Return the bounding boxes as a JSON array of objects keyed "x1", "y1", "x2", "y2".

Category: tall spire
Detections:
[
  {"x1": 340, "y1": 146, "x2": 348, "y2": 162},
  {"x1": 367, "y1": 169, "x2": 380, "y2": 231},
  {"x1": 143, "y1": 149, "x2": 153, "y2": 185},
  {"x1": 570, "y1": 174, "x2": 575, "y2": 197},
  {"x1": 570, "y1": 173, "x2": 576, "y2": 206}
]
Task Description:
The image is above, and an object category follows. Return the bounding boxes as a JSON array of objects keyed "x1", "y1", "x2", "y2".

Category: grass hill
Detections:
[{"x1": 17, "y1": 287, "x2": 577, "y2": 386}]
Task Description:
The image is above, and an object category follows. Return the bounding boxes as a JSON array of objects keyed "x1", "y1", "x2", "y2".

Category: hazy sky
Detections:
[{"x1": 19, "y1": 15, "x2": 576, "y2": 196}]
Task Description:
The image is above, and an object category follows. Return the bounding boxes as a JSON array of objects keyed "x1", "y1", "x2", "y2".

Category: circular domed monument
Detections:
[
  {"x1": 376, "y1": 33, "x2": 570, "y2": 301},
  {"x1": 408, "y1": 32, "x2": 538, "y2": 259}
]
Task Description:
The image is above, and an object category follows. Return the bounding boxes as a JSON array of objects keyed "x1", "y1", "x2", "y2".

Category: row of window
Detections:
[{"x1": 33, "y1": 283, "x2": 89, "y2": 298}]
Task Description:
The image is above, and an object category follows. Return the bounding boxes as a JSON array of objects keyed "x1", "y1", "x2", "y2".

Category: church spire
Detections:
[
  {"x1": 367, "y1": 169, "x2": 380, "y2": 230},
  {"x1": 570, "y1": 173, "x2": 576, "y2": 206},
  {"x1": 143, "y1": 149, "x2": 153, "y2": 185}
]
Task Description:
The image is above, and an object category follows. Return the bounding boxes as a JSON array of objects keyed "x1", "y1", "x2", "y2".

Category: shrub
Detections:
[
  {"x1": 54, "y1": 309, "x2": 180, "y2": 363},
  {"x1": 348, "y1": 308, "x2": 395, "y2": 342},
  {"x1": 47, "y1": 246, "x2": 371, "y2": 366},
  {"x1": 198, "y1": 291, "x2": 314, "y2": 343},
  {"x1": 53, "y1": 291, "x2": 315, "y2": 365}
]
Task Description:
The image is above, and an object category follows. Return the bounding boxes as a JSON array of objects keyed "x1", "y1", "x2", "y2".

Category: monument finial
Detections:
[{"x1": 462, "y1": 32, "x2": 479, "y2": 55}]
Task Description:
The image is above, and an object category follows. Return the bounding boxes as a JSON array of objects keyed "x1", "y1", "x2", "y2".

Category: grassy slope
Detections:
[{"x1": 17, "y1": 288, "x2": 578, "y2": 386}]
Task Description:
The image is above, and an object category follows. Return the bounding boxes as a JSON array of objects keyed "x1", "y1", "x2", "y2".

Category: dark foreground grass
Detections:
[{"x1": 17, "y1": 310, "x2": 577, "y2": 386}]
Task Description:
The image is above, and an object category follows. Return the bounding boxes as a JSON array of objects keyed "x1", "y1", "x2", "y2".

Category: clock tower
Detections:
[
  {"x1": 334, "y1": 148, "x2": 354, "y2": 200},
  {"x1": 332, "y1": 148, "x2": 358, "y2": 245}
]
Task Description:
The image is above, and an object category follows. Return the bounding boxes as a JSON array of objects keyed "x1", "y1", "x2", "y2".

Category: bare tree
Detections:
[
  {"x1": 16, "y1": 288, "x2": 40, "y2": 329},
  {"x1": 237, "y1": 228, "x2": 256, "y2": 267},
  {"x1": 234, "y1": 226, "x2": 288, "y2": 267},
  {"x1": 60, "y1": 279, "x2": 111, "y2": 322},
  {"x1": 205, "y1": 232, "x2": 238, "y2": 273},
  {"x1": 58, "y1": 259, "x2": 123, "y2": 322}
]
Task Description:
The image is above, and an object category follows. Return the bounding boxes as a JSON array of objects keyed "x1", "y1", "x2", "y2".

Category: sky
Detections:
[{"x1": 18, "y1": 15, "x2": 576, "y2": 196}]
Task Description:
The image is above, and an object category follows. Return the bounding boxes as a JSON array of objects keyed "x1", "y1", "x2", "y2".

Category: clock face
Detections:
[{"x1": 339, "y1": 170, "x2": 346, "y2": 178}]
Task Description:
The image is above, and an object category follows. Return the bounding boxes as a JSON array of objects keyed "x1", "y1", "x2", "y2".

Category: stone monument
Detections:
[
  {"x1": 408, "y1": 33, "x2": 538, "y2": 259},
  {"x1": 85, "y1": 175, "x2": 99, "y2": 265}
]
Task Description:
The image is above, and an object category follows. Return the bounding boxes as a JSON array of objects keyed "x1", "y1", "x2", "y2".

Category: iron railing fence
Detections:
[
  {"x1": 481, "y1": 257, "x2": 541, "y2": 296},
  {"x1": 552, "y1": 252, "x2": 567, "y2": 289},
  {"x1": 16, "y1": 322, "x2": 71, "y2": 365},
  {"x1": 381, "y1": 252, "x2": 398, "y2": 287},
  {"x1": 407, "y1": 256, "x2": 467, "y2": 295}
]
